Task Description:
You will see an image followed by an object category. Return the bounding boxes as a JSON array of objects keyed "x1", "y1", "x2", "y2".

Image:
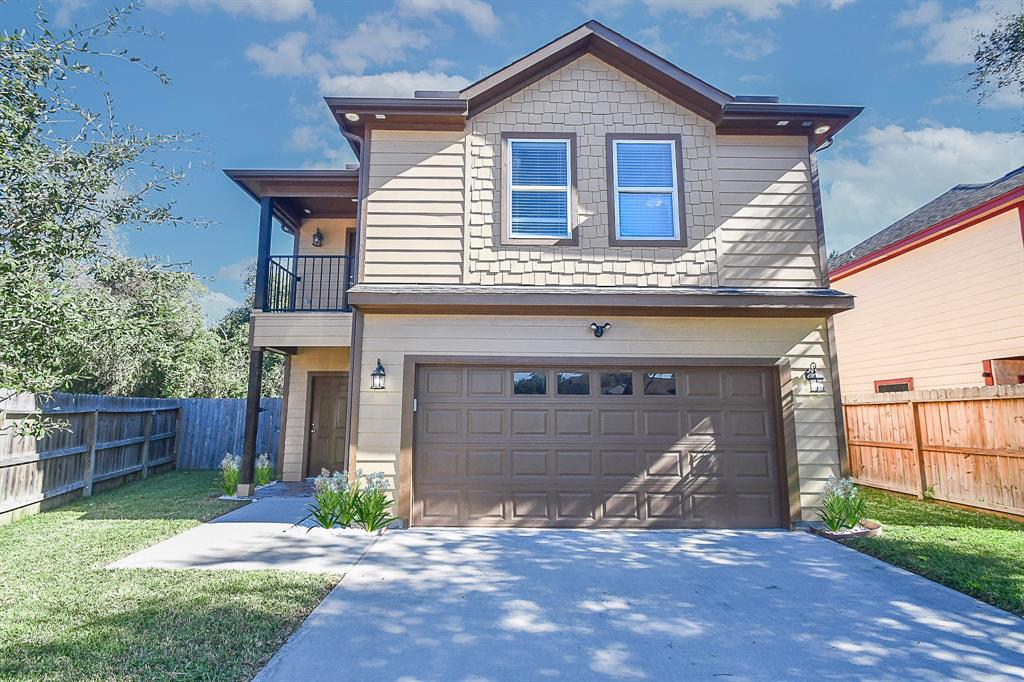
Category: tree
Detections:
[
  {"x1": 967, "y1": 2, "x2": 1024, "y2": 117},
  {"x1": 0, "y1": 5, "x2": 196, "y2": 398},
  {"x1": 211, "y1": 262, "x2": 285, "y2": 398}
]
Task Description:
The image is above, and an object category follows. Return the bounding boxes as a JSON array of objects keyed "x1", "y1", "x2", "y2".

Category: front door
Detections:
[{"x1": 307, "y1": 374, "x2": 348, "y2": 477}]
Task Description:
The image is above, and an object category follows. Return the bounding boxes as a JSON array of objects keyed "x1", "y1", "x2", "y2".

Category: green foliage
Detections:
[
  {"x1": 255, "y1": 453, "x2": 274, "y2": 487},
  {"x1": 0, "y1": 471, "x2": 336, "y2": 680},
  {"x1": 353, "y1": 486, "x2": 401, "y2": 533},
  {"x1": 846, "y1": 488, "x2": 1024, "y2": 617},
  {"x1": 817, "y1": 476, "x2": 867, "y2": 532},
  {"x1": 306, "y1": 470, "x2": 398, "y2": 532},
  {"x1": 967, "y1": 3, "x2": 1024, "y2": 117},
  {"x1": 218, "y1": 453, "x2": 240, "y2": 496},
  {"x1": 0, "y1": 4, "x2": 282, "y2": 408}
]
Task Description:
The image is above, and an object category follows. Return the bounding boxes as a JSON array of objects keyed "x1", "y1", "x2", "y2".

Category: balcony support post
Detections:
[
  {"x1": 253, "y1": 197, "x2": 274, "y2": 312},
  {"x1": 237, "y1": 347, "x2": 264, "y2": 497}
]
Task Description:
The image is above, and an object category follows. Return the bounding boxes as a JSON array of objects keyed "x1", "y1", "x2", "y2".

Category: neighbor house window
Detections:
[
  {"x1": 609, "y1": 138, "x2": 681, "y2": 243},
  {"x1": 874, "y1": 378, "x2": 913, "y2": 393},
  {"x1": 507, "y1": 138, "x2": 572, "y2": 239}
]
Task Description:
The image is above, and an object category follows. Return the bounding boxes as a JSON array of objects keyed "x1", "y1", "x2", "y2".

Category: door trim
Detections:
[
  {"x1": 396, "y1": 355, "x2": 799, "y2": 527},
  {"x1": 303, "y1": 371, "x2": 349, "y2": 479}
]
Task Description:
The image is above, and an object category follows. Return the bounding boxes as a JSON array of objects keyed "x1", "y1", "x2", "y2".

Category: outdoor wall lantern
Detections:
[
  {"x1": 311, "y1": 228, "x2": 324, "y2": 248},
  {"x1": 804, "y1": 362, "x2": 826, "y2": 393},
  {"x1": 370, "y1": 359, "x2": 386, "y2": 390}
]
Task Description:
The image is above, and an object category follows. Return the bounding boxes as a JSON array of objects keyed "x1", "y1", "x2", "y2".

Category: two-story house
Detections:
[{"x1": 226, "y1": 21, "x2": 862, "y2": 529}]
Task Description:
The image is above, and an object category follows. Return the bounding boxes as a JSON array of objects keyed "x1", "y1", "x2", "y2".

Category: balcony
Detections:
[
  {"x1": 251, "y1": 255, "x2": 355, "y2": 351},
  {"x1": 265, "y1": 255, "x2": 354, "y2": 313}
]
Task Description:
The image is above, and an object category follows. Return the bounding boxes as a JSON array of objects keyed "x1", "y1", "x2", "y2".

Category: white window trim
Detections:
[
  {"x1": 506, "y1": 137, "x2": 572, "y2": 240},
  {"x1": 612, "y1": 139, "x2": 680, "y2": 241}
]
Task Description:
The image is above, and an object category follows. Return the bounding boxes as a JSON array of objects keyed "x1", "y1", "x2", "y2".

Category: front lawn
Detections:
[
  {"x1": 0, "y1": 471, "x2": 339, "y2": 681},
  {"x1": 845, "y1": 487, "x2": 1024, "y2": 617}
]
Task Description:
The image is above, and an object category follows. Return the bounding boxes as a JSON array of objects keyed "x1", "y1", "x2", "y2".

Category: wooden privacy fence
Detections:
[
  {"x1": 844, "y1": 385, "x2": 1024, "y2": 517},
  {"x1": 0, "y1": 393, "x2": 282, "y2": 523}
]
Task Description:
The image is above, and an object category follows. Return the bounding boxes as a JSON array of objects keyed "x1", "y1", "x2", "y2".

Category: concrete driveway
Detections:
[{"x1": 256, "y1": 528, "x2": 1024, "y2": 681}]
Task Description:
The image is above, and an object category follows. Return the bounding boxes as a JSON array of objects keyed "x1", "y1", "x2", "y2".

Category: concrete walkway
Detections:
[
  {"x1": 256, "y1": 528, "x2": 1024, "y2": 682},
  {"x1": 108, "y1": 495, "x2": 378, "y2": 573}
]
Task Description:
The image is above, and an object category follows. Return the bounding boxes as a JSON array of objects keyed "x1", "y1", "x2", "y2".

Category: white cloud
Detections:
[
  {"x1": 828, "y1": 0, "x2": 856, "y2": 8},
  {"x1": 983, "y1": 87, "x2": 1024, "y2": 110},
  {"x1": 330, "y1": 14, "x2": 431, "y2": 74},
  {"x1": 215, "y1": 258, "x2": 254, "y2": 282},
  {"x1": 642, "y1": 0, "x2": 799, "y2": 20},
  {"x1": 316, "y1": 70, "x2": 470, "y2": 97},
  {"x1": 245, "y1": 31, "x2": 324, "y2": 76},
  {"x1": 199, "y1": 291, "x2": 241, "y2": 325},
  {"x1": 898, "y1": 0, "x2": 1013, "y2": 65},
  {"x1": 739, "y1": 73, "x2": 771, "y2": 83},
  {"x1": 820, "y1": 125, "x2": 1024, "y2": 253},
  {"x1": 705, "y1": 26, "x2": 776, "y2": 60},
  {"x1": 637, "y1": 26, "x2": 670, "y2": 56},
  {"x1": 147, "y1": 0, "x2": 315, "y2": 21},
  {"x1": 397, "y1": 0, "x2": 501, "y2": 36}
]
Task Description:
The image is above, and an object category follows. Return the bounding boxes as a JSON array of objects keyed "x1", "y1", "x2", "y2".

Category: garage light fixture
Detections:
[
  {"x1": 370, "y1": 359, "x2": 386, "y2": 390},
  {"x1": 804, "y1": 362, "x2": 826, "y2": 393}
]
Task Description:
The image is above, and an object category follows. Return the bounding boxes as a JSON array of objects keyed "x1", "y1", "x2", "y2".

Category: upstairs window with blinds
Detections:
[
  {"x1": 508, "y1": 138, "x2": 572, "y2": 239},
  {"x1": 611, "y1": 139, "x2": 680, "y2": 240}
]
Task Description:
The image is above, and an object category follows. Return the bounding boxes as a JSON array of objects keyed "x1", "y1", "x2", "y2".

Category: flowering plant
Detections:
[
  {"x1": 219, "y1": 453, "x2": 241, "y2": 496},
  {"x1": 305, "y1": 469, "x2": 399, "y2": 532},
  {"x1": 817, "y1": 476, "x2": 867, "y2": 532},
  {"x1": 255, "y1": 454, "x2": 274, "y2": 487}
]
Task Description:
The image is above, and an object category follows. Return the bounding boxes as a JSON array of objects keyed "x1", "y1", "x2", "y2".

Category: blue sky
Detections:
[{"x1": 8, "y1": 0, "x2": 1023, "y2": 320}]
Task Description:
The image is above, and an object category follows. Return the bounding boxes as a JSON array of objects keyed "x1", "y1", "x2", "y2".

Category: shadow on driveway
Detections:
[{"x1": 256, "y1": 529, "x2": 1024, "y2": 681}]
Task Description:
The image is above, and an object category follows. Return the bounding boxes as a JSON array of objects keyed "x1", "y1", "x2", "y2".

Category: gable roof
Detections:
[
  {"x1": 327, "y1": 20, "x2": 862, "y2": 150},
  {"x1": 460, "y1": 20, "x2": 731, "y2": 121},
  {"x1": 829, "y1": 166, "x2": 1024, "y2": 277}
]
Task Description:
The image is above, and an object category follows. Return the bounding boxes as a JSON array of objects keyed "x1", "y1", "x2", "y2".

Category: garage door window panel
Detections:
[
  {"x1": 513, "y1": 371, "x2": 547, "y2": 395},
  {"x1": 643, "y1": 372, "x2": 677, "y2": 396},
  {"x1": 557, "y1": 371, "x2": 590, "y2": 395},
  {"x1": 600, "y1": 372, "x2": 633, "y2": 396}
]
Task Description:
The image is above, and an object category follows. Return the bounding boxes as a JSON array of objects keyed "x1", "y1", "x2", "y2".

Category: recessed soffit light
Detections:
[
  {"x1": 343, "y1": 112, "x2": 360, "y2": 122},
  {"x1": 815, "y1": 124, "x2": 832, "y2": 135}
]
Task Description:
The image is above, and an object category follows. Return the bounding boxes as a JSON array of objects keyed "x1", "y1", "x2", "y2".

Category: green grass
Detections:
[
  {"x1": 0, "y1": 471, "x2": 339, "y2": 681},
  {"x1": 845, "y1": 487, "x2": 1024, "y2": 617}
]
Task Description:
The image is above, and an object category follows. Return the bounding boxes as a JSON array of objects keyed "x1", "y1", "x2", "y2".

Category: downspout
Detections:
[{"x1": 339, "y1": 125, "x2": 365, "y2": 479}]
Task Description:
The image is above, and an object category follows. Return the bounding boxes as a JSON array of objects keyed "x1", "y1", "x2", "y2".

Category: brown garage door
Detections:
[{"x1": 412, "y1": 364, "x2": 784, "y2": 528}]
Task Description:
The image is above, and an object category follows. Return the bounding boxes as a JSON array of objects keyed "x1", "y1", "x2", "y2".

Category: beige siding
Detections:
[
  {"x1": 355, "y1": 314, "x2": 840, "y2": 520},
  {"x1": 833, "y1": 208, "x2": 1024, "y2": 393},
  {"x1": 716, "y1": 136, "x2": 822, "y2": 288},
  {"x1": 465, "y1": 54, "x2": 719, "y2": 287},
  {"x1": 364, "y1": 129, "x2": 466, "y2": 283},
  {"x1": 280, "y1": 347, "x2": 349, "y2": 481},
  {"x1": 250, "y1": 312, "x2": 352, "y2": 348}
]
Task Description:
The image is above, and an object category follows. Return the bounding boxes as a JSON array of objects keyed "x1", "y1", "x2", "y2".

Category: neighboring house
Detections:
[
  {"x1": 830, "y1": 167, "x2": 1024, "y2": 394},
  {"x1": 226, "y1": 21, "x2": 863, "y2": 528}
]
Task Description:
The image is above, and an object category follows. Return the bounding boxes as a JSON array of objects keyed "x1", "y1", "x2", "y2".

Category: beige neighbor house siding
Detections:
[
  {"x1": 280, "y1": 347, "x2": 350, "y2": 481},
  {"x1": 832, "y1": 208, "x2": 1024, "y2": 393},
  {"x1": 716, "y1": 136, "x2": 823, "y2": 288},
  {"x1": 364, "y1": 130, "x2": 466, "y2": 283},
  {"x1": 465, "y1": 54, "x2": 718, "y2": 287},
  {"x1": 354, "y1": 314, "x2": 841, "y2": 521}
]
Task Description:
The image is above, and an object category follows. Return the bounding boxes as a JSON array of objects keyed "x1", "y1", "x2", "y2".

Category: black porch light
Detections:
[
  {"x1": 311, "y1": 228, "x2": 324, "y2": 248},
  {"x1": 804, "y1": 362, "x2": 826, "y2": 393},
  {"x1": 370, "y1": 359, "x2": 386, "y2": 390}
]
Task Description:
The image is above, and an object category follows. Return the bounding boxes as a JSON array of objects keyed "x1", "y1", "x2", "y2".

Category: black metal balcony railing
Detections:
[{"x1": 265, "y1": 255, "x2": 353, "y2": 312}]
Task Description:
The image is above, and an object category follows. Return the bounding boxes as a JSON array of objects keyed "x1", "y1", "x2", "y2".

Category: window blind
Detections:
[
  {"x1": 509, "y1": 139, "x2": 570, "y2": 238},
  {"x1": 613, "y1": 140, "x2": 679, "y2": 240}
]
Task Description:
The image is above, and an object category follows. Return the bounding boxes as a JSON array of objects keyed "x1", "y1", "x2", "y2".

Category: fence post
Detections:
[
  {"x1": 908, "y1": 400, "x2": 927, "y2": 499},
  {"x1": 82, "y1": 410, "x2": 99, "y2": 497},
  {"x1": 172, "y1": 405, "x2": 184, "y2": 469},
  {"x1": 140, "y1": 410, "x2": 155, "y2": 479}
]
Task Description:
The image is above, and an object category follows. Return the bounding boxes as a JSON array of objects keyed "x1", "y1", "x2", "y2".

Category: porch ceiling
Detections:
[{"x1": 225, "y1": 169, "x2": 359, "y2": 231}]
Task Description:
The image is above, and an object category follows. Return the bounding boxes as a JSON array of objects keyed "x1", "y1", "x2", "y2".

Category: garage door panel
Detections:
[
  {"x1": 413, "y1": 365, "x2": 783, "y2": 528},
  {"x1": 467, "y1": 409, "x2": 505, "y2": 436},
  {"x1": 466, "y1": 449, "x2": 504, "y2": 478}
]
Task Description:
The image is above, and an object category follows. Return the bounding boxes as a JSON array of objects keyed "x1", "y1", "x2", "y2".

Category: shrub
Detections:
[
  {"x1": 255, "y1": 453, "x2": 274, "y2": 487},
  {"x1": 219, "y1": 453, "x2": 241, "y2": 496},
  {"x1": 306, "y1": 469, "x2": 354, "y2": 530},
  {"x1": 817, "y1": 476, "x2": 867, "y2": 532},
  {"x1": 352, "y1": 471, "x2": 400, "y2": 533}
]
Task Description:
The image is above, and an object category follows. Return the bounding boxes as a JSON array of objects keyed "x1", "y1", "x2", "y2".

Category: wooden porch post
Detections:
[
  {"x1": 238, "y1": 349, "x2": 264, "y2": 496},
  {"x1": 253, "y1": 197, "x2": 274, "y2": 312}
]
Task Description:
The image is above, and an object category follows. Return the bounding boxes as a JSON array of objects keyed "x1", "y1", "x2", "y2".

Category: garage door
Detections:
[{"x1": 412, "y1": 365, "x2": 784, "y2": 528}]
